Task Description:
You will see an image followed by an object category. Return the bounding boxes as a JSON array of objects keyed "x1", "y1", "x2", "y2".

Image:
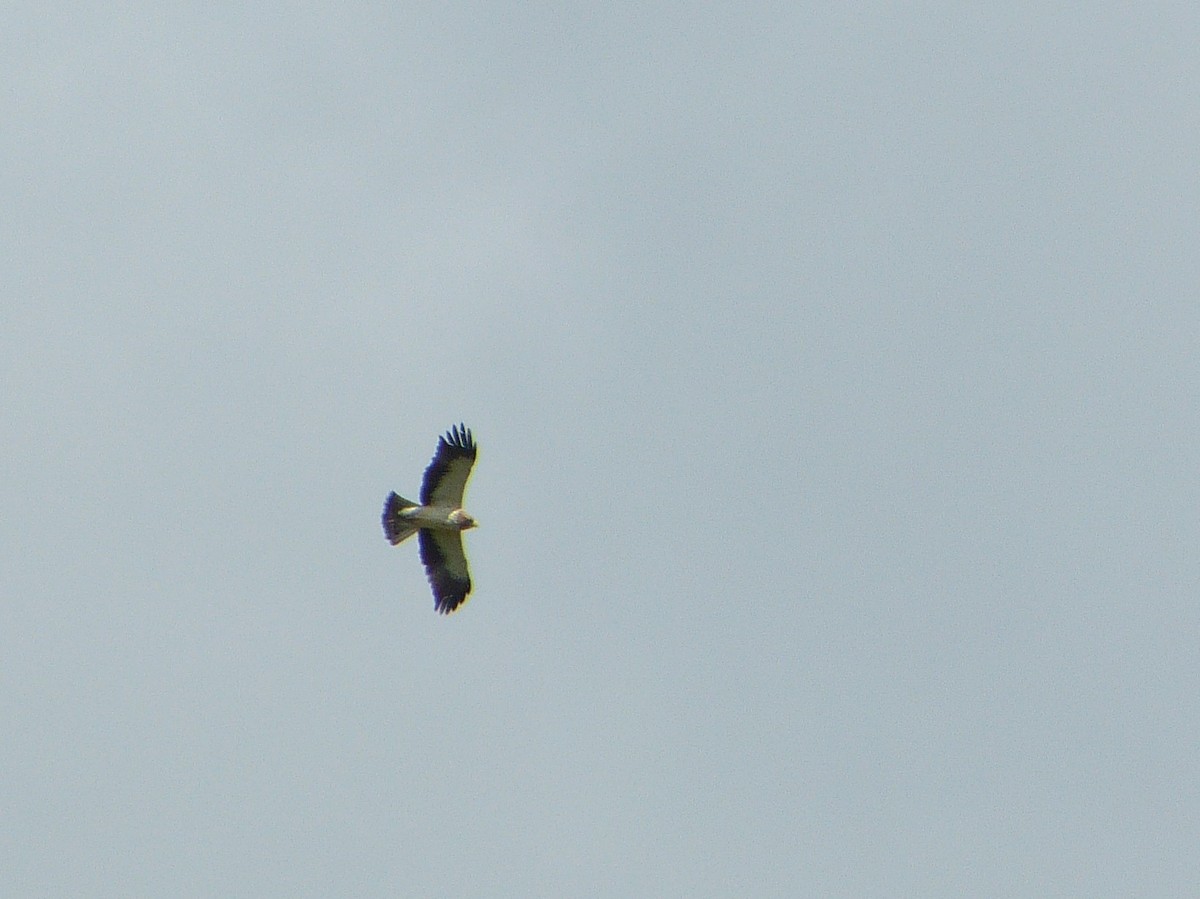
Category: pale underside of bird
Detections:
[{"x1": 382, "y1": 424, "x2": 478, "y2": 614}]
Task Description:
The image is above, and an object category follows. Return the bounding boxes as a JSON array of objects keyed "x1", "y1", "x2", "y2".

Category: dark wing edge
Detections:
[
  {"x1": 418, "y1": 530, "x2": 472, "y2": 614},
  {"x1": 420, "y1": 423, "x2": 477, "y2": 506}
]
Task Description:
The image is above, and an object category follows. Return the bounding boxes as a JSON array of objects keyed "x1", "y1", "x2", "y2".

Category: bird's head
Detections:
[{"x1": 451, "y1": 509, "x2": 478, "y2": 530}]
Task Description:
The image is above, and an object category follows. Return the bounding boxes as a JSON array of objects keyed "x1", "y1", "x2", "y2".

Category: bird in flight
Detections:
[{"x1": 382, "y1": 424, "x2": 479, "y2": 614}]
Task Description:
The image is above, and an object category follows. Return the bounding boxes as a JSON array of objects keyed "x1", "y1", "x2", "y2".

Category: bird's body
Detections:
[
  {"x1": 383, "y1": 425, "x2": 478, "y2": 614},
  {"x1": 393, "y1": 504, "x2": 475, "y2": 531}
]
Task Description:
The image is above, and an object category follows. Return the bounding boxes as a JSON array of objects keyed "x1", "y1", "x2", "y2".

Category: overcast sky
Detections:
[{"x1": 3, "y1": 4, "x2": 1198, "y2": 897}]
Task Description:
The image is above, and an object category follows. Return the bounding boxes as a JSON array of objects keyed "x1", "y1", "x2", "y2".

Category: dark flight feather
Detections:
[{"x1": 420, "y1": 423, "x2": 477, "y2": 506}]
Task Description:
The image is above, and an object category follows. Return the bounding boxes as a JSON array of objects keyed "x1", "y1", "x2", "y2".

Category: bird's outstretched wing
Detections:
[
  {"x1": 418, "y1": 530, "x2": 472, "y2": 613},
  {"x1": 420, "y1": 423, "x2": 477, "y2": 506}
]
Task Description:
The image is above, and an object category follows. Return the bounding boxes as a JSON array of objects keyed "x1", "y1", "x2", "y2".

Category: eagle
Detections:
[{"x1": 382, "y1": 424, "x2": 479, "y2": 614}]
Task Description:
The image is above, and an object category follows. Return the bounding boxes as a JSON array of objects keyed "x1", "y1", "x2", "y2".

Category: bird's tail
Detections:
[{"x1": 382, "y1": 492, "x2": 419, "y2": 545}]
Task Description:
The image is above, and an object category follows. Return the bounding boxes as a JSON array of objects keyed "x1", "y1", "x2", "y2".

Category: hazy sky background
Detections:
[{"x1": 3, "y1": 4, "x2": 1198, "y2": 896}]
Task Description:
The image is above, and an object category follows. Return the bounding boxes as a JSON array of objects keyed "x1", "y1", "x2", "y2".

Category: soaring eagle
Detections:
[{"x1": 382, "y1": 424, "x2": 478, "y2": 614}]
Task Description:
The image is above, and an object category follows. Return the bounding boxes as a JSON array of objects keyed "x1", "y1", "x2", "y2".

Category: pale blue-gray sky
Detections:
[{"x1": 3, "y1": 4, "x2": 1198, "y2": 896}]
